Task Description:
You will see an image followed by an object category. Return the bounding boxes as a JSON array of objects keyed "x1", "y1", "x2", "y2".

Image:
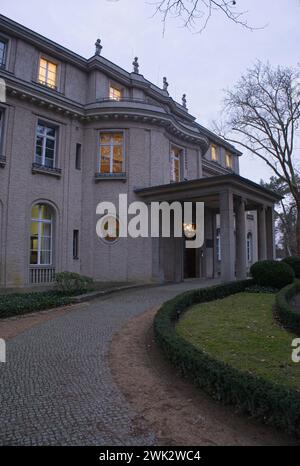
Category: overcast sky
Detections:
[{"x1": 1, "y1": 0, "x2": 299, "y2": 182}]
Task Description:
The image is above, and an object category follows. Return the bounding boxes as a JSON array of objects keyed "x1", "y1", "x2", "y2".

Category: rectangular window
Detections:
[
  {"x1": 0, "y1": 40, "x2": 7, "y2": 68},
  {"x1": 216, "y1": 228, "x2": 221, "y2": 261},
  {"x1": 211, "y1": 144, "x2": 218, "y2": 162},
  {"x1": 73, "y1": 230, "x2": 79, "y2": 260},
  {"x1": 35, "y1": 122, "x2": 57, "y2": 168},
  {"x1": 99, "y1": 132, "x2": 124, "y2": 174},
  {"x1": 170, "y1": 145, "x2": 183, "y2": 182},
  {"x1": 75, "y1": 143, "x2": 81, "y2": 170},
  {"x1": 38, "y1": 58, "x2": 58, "y2": 89},
  {"x1": 109, "y1": 85, "x2": 122, "y2": 101},
  {"x1": 226, "y1": 152, "x2": 233, "y2": 169}
]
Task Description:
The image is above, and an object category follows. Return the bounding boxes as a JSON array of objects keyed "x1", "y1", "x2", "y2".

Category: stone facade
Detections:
[{"x1": 0, "y1": 15, "x2": 279, "y2": 288}]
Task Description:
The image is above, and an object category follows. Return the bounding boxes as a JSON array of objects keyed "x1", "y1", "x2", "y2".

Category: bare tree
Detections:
[
  {"x1": 152, "y1": 0, "x2": 257, "y2": 33},
  {"x1": 261, "y1": 176, "x2": 298, "y2": 256},
  {"x1": 216, "y1": 61, "x2": 300, "y2": 255}
]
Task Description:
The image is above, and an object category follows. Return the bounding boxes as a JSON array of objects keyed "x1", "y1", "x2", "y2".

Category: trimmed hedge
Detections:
[
  {"x1": 275, "y1": 280, "x2": 300, "y2": 336},
  {"x1": 55, "y1": 272, "x2": 94, "y2": 295},
  {"x1": 250, "y1": 260, "x2": 295, "y2": 289},
  {"x1": 154, "y1": 280, "x2": 300, "y2": 438},
  {"x1": 282, "y1": 257, "x2": 300, "y2": 279},
  {"x1": 0, "y1": 291, "x2": 72, "y2": 319}
]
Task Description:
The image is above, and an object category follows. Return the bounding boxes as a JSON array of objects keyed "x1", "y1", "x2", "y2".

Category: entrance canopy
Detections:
[
  {"x1": 135, "y1": 174, "x2": 282, "y2": 282},
  {"x1": 135, "y1": 174, "x2": 281, "y2": 208}
]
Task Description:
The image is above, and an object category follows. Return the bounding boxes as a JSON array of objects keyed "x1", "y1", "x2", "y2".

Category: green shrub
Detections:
[
  {"x1": 0, "y1": 291, "x2": 72, "y2": 319},
  {"x1": 250, "y1": 260, "x2": 295, "y2": 289},
  {"x1": 244, "y1": 284, "x2": 278, "y2": 294},
  {"x1": 275, "y1": 280, "x2": 300, "y2": 336},
  {"x1": 154, "y1": 279, "x2": 300, "y2": 438},
  {"x1": 55, "y1": 272, "x2": 94, "y2": 295},
  {"x1": 282, "y1": 256, "x2": 300, "y2": 279}
]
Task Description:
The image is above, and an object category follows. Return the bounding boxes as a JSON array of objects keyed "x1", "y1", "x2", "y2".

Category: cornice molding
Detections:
[{"x1": 6, "y1": 83, "x2": 209, "y2": 150}]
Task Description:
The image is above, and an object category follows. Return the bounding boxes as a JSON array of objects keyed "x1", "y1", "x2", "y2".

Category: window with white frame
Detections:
[
  {"x1": 216, "y1": 227, "x2": 221, "y2": 261},
  {"x1": 170, "y1": 145, "x2": 183, "y2": 182},
  {"x1": 226, "y1": 151, "x2": 234, "y2": 169},
  {"x1": 109, "y1": 85, "x2": 122, "y2": 101},
  {"x1": 211, "y1": 144, "x2": 219, "y2": 162},
  {"x1": 30, "y1": 204, "x2": 53, "y2": 265},
  {"x1": 38, "y1": 57, "x2": 58, "y2": 89},
  {"x1": 247, "y1": 232, "x2": 253, "y2": 263},
  {"x1": 35, "y1": 122, "x2": 57, "y2": 168},
  {"x1": 0, "y1": 40, "x2": 7, "y2": 68},
  {"x1": 99, "y1": 132, "x2": 124, "y2": 174}
]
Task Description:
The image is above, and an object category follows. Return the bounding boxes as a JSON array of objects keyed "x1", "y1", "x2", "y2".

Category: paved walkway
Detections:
[{"x1": 0, "y1": 280, "x2": 219, "y2": 446}]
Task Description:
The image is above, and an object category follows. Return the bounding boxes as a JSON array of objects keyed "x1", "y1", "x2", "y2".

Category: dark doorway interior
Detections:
[{"x1": 184, "y1": 247, "x2": 197, "y2": 279}]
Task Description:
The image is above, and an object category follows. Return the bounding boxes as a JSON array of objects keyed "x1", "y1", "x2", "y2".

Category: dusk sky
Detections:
[{"x1": 1, "y1": 0, "x2": 299, "y2": 182}]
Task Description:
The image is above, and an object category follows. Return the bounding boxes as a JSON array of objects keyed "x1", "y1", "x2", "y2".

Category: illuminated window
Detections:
[
  {"x1": 211, "y1": 144, "x2": 218, "y2": 162},
  {"x1": 30, "y1": 204, "x2": 53, "y2": 265},
  {"x1": 100, "y1": 216, "x2": 120, "y2": 243},
  {"x1": 170, "y1": 145, "x2": 183, "y2": 182},
  {"x1": 0, "y1": 40, "x2": 7, "y2": 68},
  {"x1": 226, "y1": 152, "x2": 233, "y2": 169},
  {"x1": 38, "y1": 58, "x2": 57, "y2": 89},
  {"x1": 109, "y1": 85, "x2": 122, "y2": 101},
  {"x1": 35, "y1": 122, "x2": 57, "y2": 168},
  {"x1": 99, "y1": 132, "x2": 124, "y2": 174}
]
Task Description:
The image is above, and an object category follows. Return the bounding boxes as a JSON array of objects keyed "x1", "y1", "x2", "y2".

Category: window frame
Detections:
[
  {"x1": 170, "y1": 144, "x2": 184, "y2": 183},
  {"x1": 35, "y1": 121, "x2": 57, "y2": 169},
  {"x1": 216, "y1": 227, "x2": 221, "y2": 261},
  {"x1": 226, "y1": 151, "x2": 234, "y2": 169},
  {"x1": 247, "y1": 232, "x2": 253, "y2": 263},
  {"x1": 0, "y1": 38, "x2": 7, "y2": 69},
  {"x1": 211, "y1": 144, "x2": 219, "y2": 162},
  {"x1": 109, "y1": 83, "x2": 123, "y2": 101},
  {"x1": 30, "y1": 204, "x2": 53, "y2": 266},
  {"x1": 75, "y1": 143, "x2": 82, "y2": 170},
  {"x1": 73, "y1": 229, "x2": 79, "y2": 260},
  {"x1": 98, "y1": 215, "x2": 120, "y2": 244},
  {"x1": 38, "y1": 55, "x2": 59, "y2": 90},
  {"x1": 99, "y1": 130, "x2": 125, "y2": 174}
]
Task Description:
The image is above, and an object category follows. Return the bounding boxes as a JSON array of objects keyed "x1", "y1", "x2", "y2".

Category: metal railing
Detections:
[
  {"x1": 29, "y1": 267, "x2": 56, "y2": 284},
  {"x1": 32, "y1": 163, "x2": 62, "y2": 175},
  {"x1": 96, "y1": 96, "x2": 164, "y2": 107}
]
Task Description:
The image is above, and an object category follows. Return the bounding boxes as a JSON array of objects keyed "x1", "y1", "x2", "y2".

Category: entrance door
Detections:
[{"x1": 184, "y1": 247, "x2": 197, "y2": 279}]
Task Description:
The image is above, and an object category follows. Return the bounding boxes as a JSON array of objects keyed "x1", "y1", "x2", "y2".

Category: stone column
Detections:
[
  {"x1": 220, "y1": 190, "x2": 235, "y2": 281},
  {"x1": 235, "y1": 197, "x2": 247, "y2": 279},
  {"x1": 257, "y1": 205, "x2": 267, "y2": 260},
  {"x1": 266, "y1": 206, "x2": 276, "y2": 260}
]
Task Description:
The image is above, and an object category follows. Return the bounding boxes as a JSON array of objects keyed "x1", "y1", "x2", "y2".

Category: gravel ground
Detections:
[
  {"x1": 110, "y1": 308, "x2": 299, "y2": 446},
  {"x1": 0, "y1": 280, "x2": 219, "y2": 446}
]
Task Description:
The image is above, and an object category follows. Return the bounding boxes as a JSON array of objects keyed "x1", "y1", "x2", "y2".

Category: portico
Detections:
[{"x1": 135, "y1": 174, "x2": 281, "y2": 283}]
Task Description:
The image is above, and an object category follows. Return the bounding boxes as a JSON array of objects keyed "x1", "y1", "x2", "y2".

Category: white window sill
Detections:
[
  {"x1": 95, "y1": 172, "x2": 127, "y2": 182},
  {"x1": 32, "y1": 163, "x2": 62, "y2": 178}
]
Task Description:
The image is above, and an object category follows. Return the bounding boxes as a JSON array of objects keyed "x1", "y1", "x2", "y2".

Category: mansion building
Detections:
[{"x1": 0, "y1": 15, "x2": 280, "y2": 288}]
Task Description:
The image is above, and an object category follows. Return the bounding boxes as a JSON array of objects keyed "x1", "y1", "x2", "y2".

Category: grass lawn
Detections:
[{"x1": 177, "y1": 292, "x2": 300, "y2": 390}]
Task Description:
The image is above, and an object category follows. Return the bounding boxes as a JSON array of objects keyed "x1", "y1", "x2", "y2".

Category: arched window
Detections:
[
  {"x1": 247, "y1": 232, "x2": 253, "y2": 263},
  {"x1": 30, "y1": 204, "x2": 53, "y2": 265}
]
